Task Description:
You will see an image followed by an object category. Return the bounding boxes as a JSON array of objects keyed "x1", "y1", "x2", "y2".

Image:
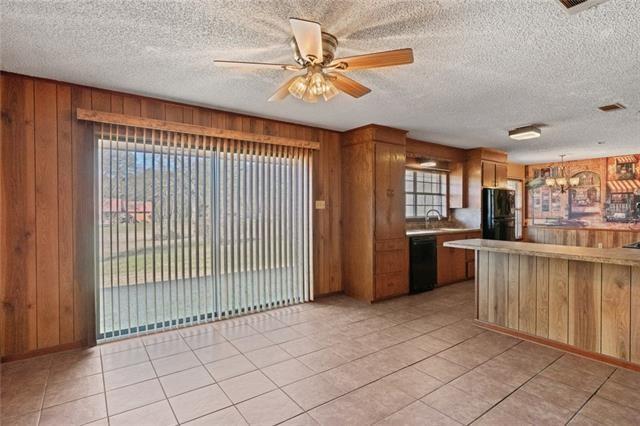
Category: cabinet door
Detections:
[
  {"x1": 495, "y1": 163, "x2": 508, "y2": 188},
  {"x1": 437, "y1": 246, "x2": 467, "y2": 285},
  {"x1": 482, "y1": 161, "x2": 496, "y2": 187},
  {"x1": 375, "y1": 142, "x2": 406, "y2": 240}
]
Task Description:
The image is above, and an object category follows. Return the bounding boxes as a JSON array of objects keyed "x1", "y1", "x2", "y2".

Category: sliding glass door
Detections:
[{"x1": 96, "y1": 125, "x2": 313, "y2": 340}]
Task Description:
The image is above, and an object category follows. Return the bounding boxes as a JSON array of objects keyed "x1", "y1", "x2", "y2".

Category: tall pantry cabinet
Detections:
[{"x1": 341, "y1": 125, "x2": 408, "y2": 302}]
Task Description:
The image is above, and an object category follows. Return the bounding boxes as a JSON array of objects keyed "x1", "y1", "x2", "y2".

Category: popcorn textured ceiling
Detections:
[{"x1": 2, "y1": 0, "x2": 639, "y2": 162}]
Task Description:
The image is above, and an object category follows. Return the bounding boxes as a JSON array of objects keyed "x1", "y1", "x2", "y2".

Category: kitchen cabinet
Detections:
[
  {"x1": 435, "y1": 231, "x2": 480, "y2": 285},
  {"x1": 342, "y1": 125, "x2": 409, "y2": 302},
  {"x1": 482, "y1": 160, "x2": 508, "y2": 188}
]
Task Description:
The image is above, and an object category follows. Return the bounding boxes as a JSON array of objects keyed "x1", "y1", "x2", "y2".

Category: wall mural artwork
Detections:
[{"x1": 526, "y1": 154, "x2": 640, "y2": 229}]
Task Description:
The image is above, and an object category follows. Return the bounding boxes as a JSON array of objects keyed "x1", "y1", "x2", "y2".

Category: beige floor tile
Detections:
[
  {"x1": 168, "y1": 384, "x2": 232, "y2": 423},
  {"x1": 320, "y1": 359, "x2": 382, "y2": 393},
  {"x1": 328, "y1": 340, "x2": 377, "y2": 361},
  {"x1": 309, "y1": 381, "x2": 414, "y2": 425},
  {"x1": 152, "y1": 350, "x2": 201, "y2": 376},
  {"x1": 102, "y1": 347, "x2": 149, "y2": 371},
  {"x1": 245, "y1": 345, "x2": 292, "y2": 368},
  {"x1": 597, "y1": 379, "x2": 640, "y2": 411},
  {"x1": 540, "y1": 362, "x2": 608, "y2": 393},
  {"x1": 100, "y1": 338, "x2": 143, "y2": 356},
  {"x1": 160, "y1": 365, "x2": 214, "y2": 397},
  {"x1": 413, "y1": 356, "x2": 468, "y2": 383},
  {"x1": 1, "y1": 383, "x2": 46, "y2": 418},
  {"x1": 609, "y1": 368, "x2": 640, "y2": 391},
  {"x1": 183, "y1": 331, "x2": 227, "y2": 350},
  {"x1": 579, "y1": 395, "x2": 640, "y2": 425},
  {"x1": 520, "y1": 375, "x2": 591, "y2": 411},
  {"x1": 403, "y1": 317, "x2": 443, "y2": 334},
  {"x1": 43, "y1": 373, "x2": 104, "y2": 407},
  {"x1": 183, "y1": 406, "x2": 247, "y2": 425},
  {"x1": 236, "y1": 389, "x2": 303, "y2": 425},
  {"x1": 145, "y1": 339, "x2": 190, "y2": 360},
  {"x1": 376, "y1": 401, "x2": 461, "y2": 426},
  {"x1": 422, "y1": 312, "x2": 464, "y2": 327},
  {"x1": 48, "y1": 356, "x2": 102, "y2": 382},
  {"x1": 216, "y1": 324, "x2": 259, "y2": 340},
  {"x1": 108, "y1": 400, "x2": 177, "y2": 426},
  {"x1": 105, "y1": 378, "x2": 165, "y2": 415},
  {"x1": 142, "y1": 330, "x2": 182, "y2": 346},
  {"x1": 179, "y1": 323, "x2": 218, "y2": 338},
  {"x1": 568, "y1": 414, "x2": 603, "y2": 425},
  {"x1": 495, "y1": 389, "x2": 574, "y2": 425},
  {"x1": 261, "y1": 358, "x2": 315, "y2": 386},
  {"x1": 279, "y1": 336, "x2": 328, "y2": 357},
  {"x1": 553, "y1": 354, "x2": 615, "y2": 379},
  {"x1": 380, "y1": 366, "x2": 444, "y2": 399},
  {"x1": 39, "y1": 393, "x2": 106, "y2": 426},
  {"x1": 0, "y1": 411, "x2": 40, "y2": 426},
  {"x1": 249, "y1": 318, "x2": 288, "y2": 333},
  {"x1": 194, "y1": 342, "x2": 240, "y2": 363},
  {"x1": 438, "y1": 343, "x2": 494, "y2": 369},
  {"x1": 450, "y1": 370, "x2": 516, "y2": 405},
  {"x1": 422, "y1": 384, "x2": 492, "y2": 424},
  {"x1": 406, "y1": 334, "x2": 455, "y2": 354},
  {"x1": 298, "y1": 348, "x2": 348, "y2": 372},
  {"x1": 218, "y1": 370, "x2": 277, "y2": 403},
  {"x1": 473, "y1": 406, "x2": 532, "y2": 426},
  {"x1": 231, "y1": 334, "x2": 273, "y2": 353},
  {"x1": 282, "y1": 374, "x2": 346, "y2": 410},
  {"x1": 205, "y1": 354, "x2": 256, "y2": 381},
  {"x1": 427, "y1": 323, "x2": 483, "y2": 345},
  {"x1": 262, "y1": 327, "x2": 303, "y2": 344},
  {"x1": 103, "y1": 361, "x2": 156, "y2": 390},
  {"x1": 280, "y1": 413, "x2": 319, "y2": 425},
  {"x1": 492, "y1": 346, "x2": 556, "y2": 375},
  {"x1": 473, "y1": 357, "x2": 536, "y2": 387}
]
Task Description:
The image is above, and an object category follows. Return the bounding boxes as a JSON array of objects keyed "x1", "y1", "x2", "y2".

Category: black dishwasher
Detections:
[{"x1": 409, "y1": 236, "x2": 437, "y2": 293}]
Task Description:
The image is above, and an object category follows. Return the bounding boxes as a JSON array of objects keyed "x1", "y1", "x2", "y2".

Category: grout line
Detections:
[{"x1": 564, "y1": 366, "x2": 617, "y2": 424}]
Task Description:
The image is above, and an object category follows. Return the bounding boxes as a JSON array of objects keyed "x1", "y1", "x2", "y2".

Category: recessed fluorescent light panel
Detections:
[{"x1": 509, "y1": 126, "x2": 541, "y2": 140}]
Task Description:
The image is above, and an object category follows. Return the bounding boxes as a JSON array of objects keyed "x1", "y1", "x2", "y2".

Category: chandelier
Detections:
[
  {"x1": 545, "y1": 154, "x2": 580, "y2": 193},
  {"x1": 287, "y1": 65, "x2": 339, "y2": 103}
]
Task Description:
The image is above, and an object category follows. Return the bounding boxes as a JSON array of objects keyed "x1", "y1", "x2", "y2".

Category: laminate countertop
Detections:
[
  {"x1": 443, "y1": 238, "x2": 640, "y2": 267},
  {"x1": 405, "y1": 228, "x2": 480, "y2": 237}
]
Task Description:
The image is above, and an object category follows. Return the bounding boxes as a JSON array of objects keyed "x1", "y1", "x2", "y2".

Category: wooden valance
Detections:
[{"x1": 76, "y1": 108, "x2": 320, "y2": 150}]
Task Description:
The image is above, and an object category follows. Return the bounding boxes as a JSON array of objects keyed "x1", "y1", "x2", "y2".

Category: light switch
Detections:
[{"x1": 315, "y1": 200, "x2": 326, "y2": 210}]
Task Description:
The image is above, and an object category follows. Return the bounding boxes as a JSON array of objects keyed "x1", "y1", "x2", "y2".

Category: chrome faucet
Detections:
[{"x1": 425, "y1": 209, "x2": 442, "y2": 229}]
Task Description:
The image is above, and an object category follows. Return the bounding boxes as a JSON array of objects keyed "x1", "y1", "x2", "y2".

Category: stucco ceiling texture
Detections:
[{"x1": 2, "y1": 0, "x2": 638, "y2": 162}]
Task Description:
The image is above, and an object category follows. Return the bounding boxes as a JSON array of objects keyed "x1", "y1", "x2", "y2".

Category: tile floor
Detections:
[{"x1": 2, "y1": 280, "x2": 640, "y2": 425}]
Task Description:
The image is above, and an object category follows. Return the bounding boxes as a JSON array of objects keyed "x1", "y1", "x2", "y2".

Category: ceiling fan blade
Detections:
[
  {"x1": 330, "y1": 73, "x2": 371, "y2": 98},
  {"x1": 214, "y1": 60, "x2": 300, "y2": 71},
  {"x1": 330, "y1": 48, "x2": 414, "y2": 71},
  {"x1": 268, "y1": 75, "x2": 301, "y2": 102},
  {"x1": 289, "y1": 18, "x2": 323, "y2": 63}
]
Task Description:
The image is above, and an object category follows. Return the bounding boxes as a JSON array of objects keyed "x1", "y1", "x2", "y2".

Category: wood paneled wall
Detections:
[
  {"x1": 525, "y1": 226, "x2": 640, "y2": 248},
  {"x1": 477, "y1": 251, "x2": 640, "y2": 365},
  {"x1": 0, "y1": 72, "x2": 342, "y2": 358}
]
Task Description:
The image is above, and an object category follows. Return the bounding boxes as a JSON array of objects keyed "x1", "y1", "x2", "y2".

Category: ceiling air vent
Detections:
[
  {"x1": 598, "y1": 103, "x2": 626, "y2": 112},
  {"x1": 558, "y1": 0, "x2": 610, "y2": 14}
]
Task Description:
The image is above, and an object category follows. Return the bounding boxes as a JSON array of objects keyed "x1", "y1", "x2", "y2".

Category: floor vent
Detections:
[
  {"x1": 598, "y1": 103, "x2": 626, "y2": 112},
  {"x1": 559, "y1": 0, "x2": 609, "y2": 14}
]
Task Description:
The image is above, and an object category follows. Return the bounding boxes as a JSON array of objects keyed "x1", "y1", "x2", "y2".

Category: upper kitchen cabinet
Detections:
[
  {"x1": 465, "y1": 148, "x2": 509, "y2": 209},
  {"x1": 342, "y1": 125, "x2": 408, "y2": 302}
]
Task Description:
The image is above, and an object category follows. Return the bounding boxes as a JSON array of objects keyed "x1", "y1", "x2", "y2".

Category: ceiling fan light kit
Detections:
[{"x1": 215, "y1": 17, "x2": 414, "y2": 103}]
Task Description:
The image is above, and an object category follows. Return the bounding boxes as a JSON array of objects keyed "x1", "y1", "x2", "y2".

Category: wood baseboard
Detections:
[
  {"x1": 474, "y1": 320, "x2": 640, "y2": 373},
  {"x1": 1, "y1": 340, "x2": 86, "y2": 363}
]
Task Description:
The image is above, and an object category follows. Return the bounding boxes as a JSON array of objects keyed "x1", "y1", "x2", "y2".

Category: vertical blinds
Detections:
[{"x1": 96, "y1": 124, "x2": 313, "y2": 340}]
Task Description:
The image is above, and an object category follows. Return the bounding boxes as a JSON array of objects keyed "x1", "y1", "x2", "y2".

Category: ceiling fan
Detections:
[{"x1": 214, "y1": 18, "x2": 414, "y2": 103}]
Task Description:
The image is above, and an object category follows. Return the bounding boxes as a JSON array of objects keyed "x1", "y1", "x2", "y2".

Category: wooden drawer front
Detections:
[
  {"x1": 376, "y1": 249, "x2": 405, "y2": 275},
  {"x1": 466, "y1": 248, "x2": 476, "y2": 261},
  {"x1": 376, "y1": 238, "x2": 406, "y2": 252},
  {"x1": 436, "y1": 233, "x2": 466, "y2": 246},
  {"x1": 375, "y1": 272, "x2": 407, "y2": 300},
  {"x1": 466, "y1": 260, "x2": 475, "y2": 279}
]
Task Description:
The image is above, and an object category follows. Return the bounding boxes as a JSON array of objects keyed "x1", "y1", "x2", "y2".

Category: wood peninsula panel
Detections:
[
  {"x1": 507, "y1": 254, "x2": 519, "y2": 329},
  {"x1": 601, "y1": 264, "x2": 631, "y2": 360},
  {"x1": 518, "y1": 255, "x2": 537, "y2": 334},
  {"x1": 632, "y1": 267, "x2": 640, "y2": 364},
  {"x1": 548, "y1": 258, "x2": 569, "y2": 343},
  {"x1": 536, "y1": 257, "x2": 550, "y2": 338},
  {"x1": 488, "y1": 252, "x2": 509, "y2": 326},
  {"x1": 477, "y1": 251, "x2": 490, "y2": 322},
  {"x1": 568, "y1": 260, "x2": 602, "y2": 352}
]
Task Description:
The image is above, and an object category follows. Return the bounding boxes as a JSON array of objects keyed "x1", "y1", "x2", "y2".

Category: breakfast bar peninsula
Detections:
[{"x1": 444, "y1": 239, "x2": 640, "y2": 370}]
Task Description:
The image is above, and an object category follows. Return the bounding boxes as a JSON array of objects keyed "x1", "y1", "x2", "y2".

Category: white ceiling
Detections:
[{"x1": 2, "y1": 0, "x2": 639, "y2": 163}]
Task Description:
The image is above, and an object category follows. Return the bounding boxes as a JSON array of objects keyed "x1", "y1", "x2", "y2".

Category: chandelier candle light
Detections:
[{"x1": 545, "y1": 154, "x2": 580, "y2": 193}]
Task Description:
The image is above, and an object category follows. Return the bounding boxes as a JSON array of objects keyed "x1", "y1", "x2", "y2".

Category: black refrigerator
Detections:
[{"x1": 482, "y1": 188, "x2": 516, "y2": 241}]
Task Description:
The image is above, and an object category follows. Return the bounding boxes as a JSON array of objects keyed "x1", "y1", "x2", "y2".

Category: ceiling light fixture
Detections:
[
  {"x1": 420, "y1": 160, "x2": 437, "y2": 168},
  {"x1": 288, "y1": 65, "x2": 339, "y2": 103},
  {"x1": 545, "y1": 154, "x2": 580, "y2": 193},
  {"x1": 509, "y1": 126, "x2": 541, "y2": 140}
]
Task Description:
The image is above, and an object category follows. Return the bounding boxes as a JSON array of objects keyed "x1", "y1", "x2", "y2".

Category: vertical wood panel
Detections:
[
  {"x1": 507, "y1": 253, "x2": 519, "y2": 329},
  {"x1": 632, "y1": 267, "x2": 640, "y2": 364},
  {"x1": 110, "y1": 94, "x2": 124, "y2": 114},
  {"x1": 122, "y1": 96, "x2": 141, "y2": 116},
  {"x1": 518, "y1": 255, "x2": 537, "y2": 334},
  {"x1": 34, "y1": 80, "x2": 60, "y2": 348},
  {"x1": 601, "y1": 264, "x2": 631, "y2": 360},
  {"x1": 141, "y1": 99, "x2": 164, "y2": 119},
  {"x1": 165, "y1": 104, "x2": 183, "y2": 122},
  {"x1": 477, "y1": 251, "x2": 489, "y2": 321},
  {"x1": 548, "y1": 258, "x2": 569, "y2": 343},
  {"x1": 569, "y1": 260, "x2": 601, "y2": 352},
  {"x1": 488, "y1": 252, "x2": 508, "y2": 326},
  {"x1": 91, "y1": 90, "x2": 111, "y2": 112},
  {"x1": 536, "y1": 257, "x2": 549, "y2": 338},
  {"x1": 57, "y1": 84, "x2": 74, "y2": 344},
  {"x1": 0, "y1": 75, "x2": 38, "y2": 355}
]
